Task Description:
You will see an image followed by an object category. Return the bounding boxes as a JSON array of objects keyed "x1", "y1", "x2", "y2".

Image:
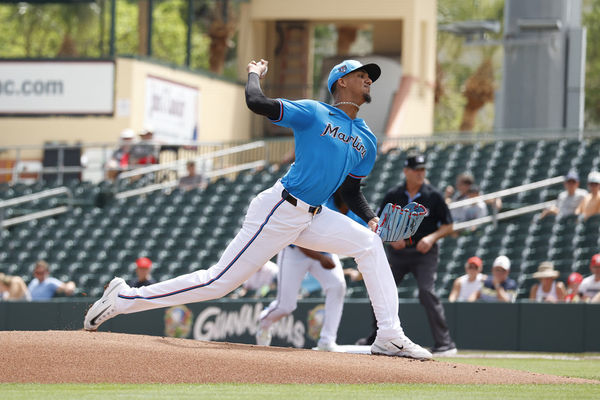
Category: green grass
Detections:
[
  {"x1": 2, "y1": 356, "x2": 599, "y2": 400},
  {"x1": 1, "y1": 383, "x2": 599, "y2": 400},
  {"x1": 445, "y1": 357, "x2": 600, "y2": 381}
]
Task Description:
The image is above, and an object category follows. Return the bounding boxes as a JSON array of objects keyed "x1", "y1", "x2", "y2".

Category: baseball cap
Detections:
[
  {"x1": 590, "y1": 254, "x2": 600, "y2": 268},
  {"x1": 136, "y1": 257, "x2": 152, "y2": 269},
  {"x1": 120, "y1": 129, "x2": 135, "y2": 139},
  {"x1": 567, "y1": 272, "x2": 583, "y2": 285},
  {"x1": 492, "y1": 255, "x2": 511, "y2": 271},
  {"x1": 327, "y1": 60, "x2": 381, "y2": 94},
  {"x1": 404, "y1": 153, "x2": 426, "y2": 169},
  {"x1": 564, "y1": 171, "x2": 579, "y2": 181},
  {"x1": 140, "y1": 125, "x2": 154, "y2": 136},
  {"x1": 587, "y1": 171, "x2": 600, "y2": 184},
  {"x1": 466, "y1": 256, "x2": 483, "y2": 269}
]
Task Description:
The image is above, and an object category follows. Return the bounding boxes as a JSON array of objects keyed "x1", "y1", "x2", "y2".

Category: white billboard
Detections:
[
  {"x1": 0, "y1": 61, "x2": 115, "y2": 114},
  {"x1": 144, "y1": 75, "x2": 199, "y2": 144}
]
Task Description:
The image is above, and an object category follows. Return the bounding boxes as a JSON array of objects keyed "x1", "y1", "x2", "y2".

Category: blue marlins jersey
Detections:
[{"x1": 272, "y1": 99, "x2": 377, "y2": 206}]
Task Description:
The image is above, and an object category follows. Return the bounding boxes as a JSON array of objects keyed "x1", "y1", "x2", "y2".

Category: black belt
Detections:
[{"x1": 281, "y1": 189, "x2": 322, "y2": 215}]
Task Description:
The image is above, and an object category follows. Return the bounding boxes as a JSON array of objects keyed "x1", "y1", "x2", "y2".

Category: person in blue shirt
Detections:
[
  {"x1": 474, "y1": 256, "x2": 517, "y2": 303},
  {"x1": 28, "y1": 260, "x2": 76, "y2": 301},
  {"x1": 84, "y1": 59, "x2": 431, "y2": 360}
]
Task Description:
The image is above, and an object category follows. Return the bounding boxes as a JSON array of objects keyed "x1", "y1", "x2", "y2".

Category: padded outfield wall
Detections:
[{"x1": 1, "y1": 299, "x2": 599, "y2": 352}]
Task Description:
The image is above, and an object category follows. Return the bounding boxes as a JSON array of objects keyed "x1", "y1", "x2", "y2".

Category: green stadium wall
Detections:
[{"x1": 1, "y1": 299, "x2": 599, "y2": 352}]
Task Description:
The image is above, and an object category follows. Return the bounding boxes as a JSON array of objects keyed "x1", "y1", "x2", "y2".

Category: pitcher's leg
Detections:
[
  {"x1": 116, "y1": 186, "x2": 310, "y2": 315},
  {"x1": 294, "y1": 208, "x2": 403, "y2": 340}
]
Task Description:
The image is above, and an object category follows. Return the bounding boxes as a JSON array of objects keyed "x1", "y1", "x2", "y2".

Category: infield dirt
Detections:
[{"x1": 0, "y1": 331, "x2": 595, "y2": 384}]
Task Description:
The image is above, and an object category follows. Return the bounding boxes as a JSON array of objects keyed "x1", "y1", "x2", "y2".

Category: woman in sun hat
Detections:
[{"x1": 529, "y1": 261, "x2": 566, "y2": 303}]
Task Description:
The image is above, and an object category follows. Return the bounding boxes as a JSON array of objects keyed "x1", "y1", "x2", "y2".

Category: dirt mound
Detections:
[{"x1": 0, "y1": 331, "x2": 593, "y2": 384}]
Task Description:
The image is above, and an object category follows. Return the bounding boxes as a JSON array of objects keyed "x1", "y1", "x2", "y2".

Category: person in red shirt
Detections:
[{"x1": 565, "y1": 272, "x2": 583, "y2": 303}]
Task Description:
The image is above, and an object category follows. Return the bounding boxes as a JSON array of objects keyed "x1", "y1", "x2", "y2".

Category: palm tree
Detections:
[
  {"x1": 194, "y1": 0, "x2": 236, "y2": 74},
  {"x1": 436, "y1": 0, "x2": 504, "y2": 132}
]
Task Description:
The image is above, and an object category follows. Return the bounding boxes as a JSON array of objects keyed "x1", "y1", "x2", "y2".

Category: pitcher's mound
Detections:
[{"x1": 0, "y1": 331, "x2": 592, "y2": 384}]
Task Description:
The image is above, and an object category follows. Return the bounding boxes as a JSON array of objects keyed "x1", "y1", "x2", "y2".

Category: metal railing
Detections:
[
  {"x1": 115, "y1": 160, "x2": 267, "y2": 200},
  {"x1": 2, "y1": 130, "x2": 600, "y2": 185},
  {"x1": 449, "y1": 176, "x2": 564, "y2": 231},
  {"x1": 452, "y1": 201, "x2": 556, "y2": 231},
  {"x1": 115, "y1": 141, "x2": 267, "y2": 183},
  {"x1": 0, "y1": 186, "x2": 72, "y2": 228}
]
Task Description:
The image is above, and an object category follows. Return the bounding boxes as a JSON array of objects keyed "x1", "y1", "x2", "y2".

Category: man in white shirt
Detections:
[
  {"x1": 448, "y1": 256, "x2": 486, "y2": 302},
  {"x1": 579, "y1": 254, "x2": 600, "y2": 303},
  {"x1": 540, "y1": 171, "x2": 587, "y2": 219}
]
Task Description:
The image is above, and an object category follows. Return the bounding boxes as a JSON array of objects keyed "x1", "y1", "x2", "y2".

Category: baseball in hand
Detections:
[{"x1": 257, "y1": 60, "x2": 268, "y2": 78}]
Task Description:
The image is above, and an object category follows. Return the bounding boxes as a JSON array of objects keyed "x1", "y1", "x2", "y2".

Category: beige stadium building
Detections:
[{"x1": 0, "y1": 0, "x2": 435, "y2": 172}]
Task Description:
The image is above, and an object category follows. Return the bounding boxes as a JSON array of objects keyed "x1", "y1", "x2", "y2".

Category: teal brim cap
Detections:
[{"x1": 327, "y1": 59, "x2": 381, "y2": 94}]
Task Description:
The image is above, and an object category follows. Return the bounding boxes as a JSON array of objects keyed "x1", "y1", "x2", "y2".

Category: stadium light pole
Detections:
[
  {"x1": 147, "y1": 0, "x2": 154, "y2": 57},
  {"x1": 186, "y1": 0, "x2": 193, "y2": 67},
  {"x1": 109, "y1": 0, "x2": 116, "y2": 56}
]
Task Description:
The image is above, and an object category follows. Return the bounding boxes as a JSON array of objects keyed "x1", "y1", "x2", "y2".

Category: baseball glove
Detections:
[{"x1": 376, "y1": 202, "x2": 429, "y2": 242}]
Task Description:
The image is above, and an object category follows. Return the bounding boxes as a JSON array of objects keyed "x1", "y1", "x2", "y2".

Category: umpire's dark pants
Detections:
[{"x1": 387, "y1": 244, "x2": 454, "y2": 349}]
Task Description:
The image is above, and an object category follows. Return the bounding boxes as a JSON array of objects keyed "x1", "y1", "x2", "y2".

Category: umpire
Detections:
[{"x1": 358, "y1": 152, "x2": 456, "y2": 355}]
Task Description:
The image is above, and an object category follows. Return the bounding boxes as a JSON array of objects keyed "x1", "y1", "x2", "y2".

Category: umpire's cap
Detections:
[
  {"x1": 328, "y1": 60, "x2": 381, "y2": 94},
  {"x1": 404, "y1": 152, "x2": 426, "y2": 170}
]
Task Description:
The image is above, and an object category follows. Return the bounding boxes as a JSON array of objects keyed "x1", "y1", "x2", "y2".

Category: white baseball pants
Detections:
[
  {"x1": 114, "y1": 181, "x2": 404, "y2": 340},
  {"x1": 259, "y1": 246, "x2": 346, "y2": 345}
]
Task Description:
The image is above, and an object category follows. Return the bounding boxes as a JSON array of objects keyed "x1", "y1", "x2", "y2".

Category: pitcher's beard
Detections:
[{"x1": 363, "y1": 93, "x2": 372, "y2": 103}]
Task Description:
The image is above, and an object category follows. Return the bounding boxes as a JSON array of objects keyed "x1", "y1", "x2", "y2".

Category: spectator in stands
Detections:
[
  {"x1": 539, "y1": 171, "x2": 587, "y2": 219},
  {"x1": 230, "y1": 260, "x2": 278, "y2": 298},
  {"x1": 565, "y1": 272, "x2": 583, "y2": 303},
  {"x1": 448, "y1": 256, "x2": 486, "y2": 302},
  {"x1": 528, "y1": 261, "x2": 566, "y2": 303},
  {"x1": 579, "y1": 254, "x2": 600, "y2": 303},
  {"x1": 473, "y1": 255, "x2": 517, "y2": 303},
  {"x1": 27, "y1": 260, "x2": 76, "y2": 301},
  {"x1": 127, "y1": 257, "x2": 156, "y2": 288},
  {"x1": 447, "y1": 173, "x2": 500, "y2": 224},
  {"x1": 130, "y1": 127, "x2": 159, "y2": 167},
  {"x1": 462, "y1": 185, "x2": 488, "y2": 223},
  {"x1": 0, "y1": 272, "x2": 31, "y2": 301},
  {"x1": 106, "y1": 129, "x2": 136, "y2": 180},
  {"x1": 179, "y1": 160, "x2": 206, "y2": 191},
  {"x1": 575, "y1": 171, "x2": 600, "y2": 220},
  {"x1": 445, "y1": 172, "x2": 475, "y2": 206}
]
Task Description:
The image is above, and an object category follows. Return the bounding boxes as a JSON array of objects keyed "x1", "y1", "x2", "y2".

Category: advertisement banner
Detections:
[
  {"x1": 144, "y1": 75, "x2": 199, "y2": 144},
  {"x1": 0, "y1": 61, "x2": 114, "y2": 114}
]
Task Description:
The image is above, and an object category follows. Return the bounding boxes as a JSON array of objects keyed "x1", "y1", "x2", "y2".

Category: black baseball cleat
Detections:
[{"x1": 431, "y1": 345, "x2": 458, "y2": 357}]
